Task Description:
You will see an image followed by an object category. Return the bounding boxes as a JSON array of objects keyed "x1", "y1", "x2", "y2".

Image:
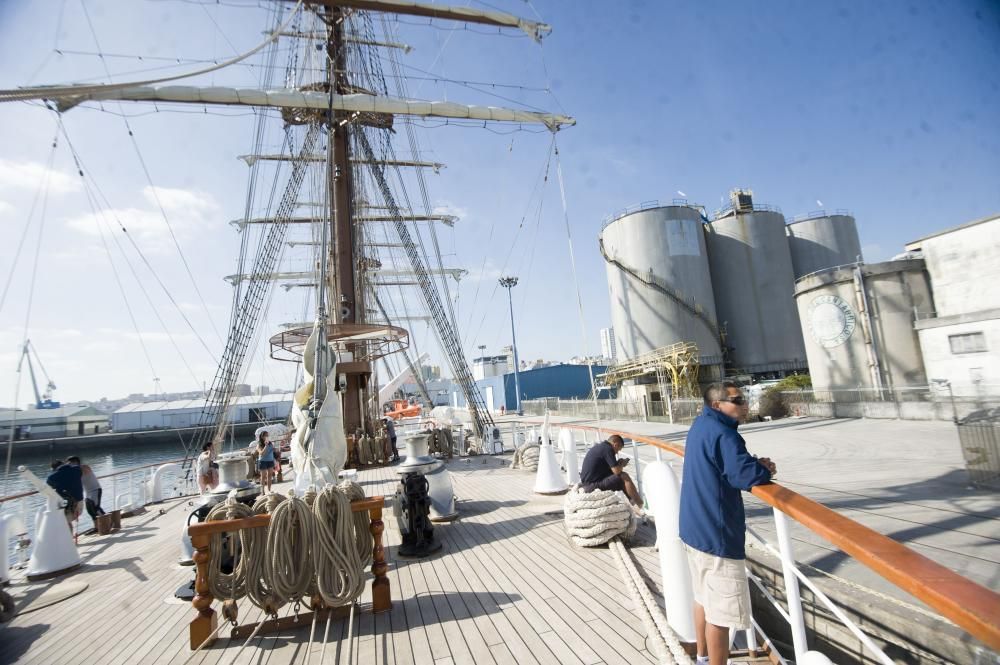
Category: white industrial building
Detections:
[
  {"x1": 111, "y1": 393, "x2": 293, "y2": 432},
  {"x1": 0, "y1": 405, "x2": 110, "y2": 440},
  {"x1": 909, "y1": 214, "x2": 1000, "y2": 397}
]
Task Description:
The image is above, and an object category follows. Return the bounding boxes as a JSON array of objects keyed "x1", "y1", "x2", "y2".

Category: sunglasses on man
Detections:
[{"x1": 718, "y1": 396, "x2": 747, "y2": 406}]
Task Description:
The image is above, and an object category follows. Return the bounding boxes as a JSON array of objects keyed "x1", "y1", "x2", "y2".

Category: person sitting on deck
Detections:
[
  {"x1": 46, "y1": 459, "x2": 83, "y2": 526},
  {"x1": 579, "y1": 434, "x2": 643, "y2": 510},
  {"x1": 67, "y1": 456, "x2": 105, "y2": 521}
]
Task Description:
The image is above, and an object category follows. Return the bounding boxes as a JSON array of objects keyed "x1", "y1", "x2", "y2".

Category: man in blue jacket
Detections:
[
  {"x1": 46, "y1": 459, "x2": 84, "y2": 525},
  {"x1": 679, "y1": 382, "x2": 776, "y2": 665}
]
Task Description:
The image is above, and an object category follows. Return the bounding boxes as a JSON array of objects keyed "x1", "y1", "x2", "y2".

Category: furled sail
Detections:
[
  {"x1": 291, "y1": 322, "x2": 347, "y2": 495},
  {"x1": 41, "y1": 87, "x2": 574, "y2": 131}
]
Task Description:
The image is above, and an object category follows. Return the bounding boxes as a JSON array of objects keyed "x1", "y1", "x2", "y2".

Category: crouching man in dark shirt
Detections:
[{"x1": 579, "y1": 434, "x2": 643, "y2": 509}]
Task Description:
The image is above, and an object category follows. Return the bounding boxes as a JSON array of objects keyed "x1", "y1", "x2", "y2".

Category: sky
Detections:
[{"x1": 0, "y1": 0, "x2": 998, "y2": 408}]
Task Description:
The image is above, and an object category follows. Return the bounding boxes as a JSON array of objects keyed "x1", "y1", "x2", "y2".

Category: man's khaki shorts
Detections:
[{"x1": 685, "y1": 545, "x2": 752, "y2": 630}]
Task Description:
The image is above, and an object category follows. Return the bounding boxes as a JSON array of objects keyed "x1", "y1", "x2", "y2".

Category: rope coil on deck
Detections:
[
  {"x1": 563, "y1": 487, "x2": 637, "y2": 547},
  {"x1": 512, "y1": 442, "x2": 540, "y2": 471}
]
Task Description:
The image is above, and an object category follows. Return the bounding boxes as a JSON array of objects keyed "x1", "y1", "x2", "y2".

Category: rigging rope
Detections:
[
  {"x1": 553, "y1": 137, "x2": 599, "y2": 405},
  {"x1": 609, "y1": 538, "x2": 693, "y2": 665},
  {"x1": 0, "y1": 0, "x2": 306, "y2": 103},
  {"x1": 1, "y1": 129, "x2": 59, "y2": 496}
]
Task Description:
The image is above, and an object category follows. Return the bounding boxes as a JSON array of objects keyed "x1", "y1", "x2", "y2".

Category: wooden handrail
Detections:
[{"x1": 533, "y1": 419, "x2": 1000, "y2": 650}]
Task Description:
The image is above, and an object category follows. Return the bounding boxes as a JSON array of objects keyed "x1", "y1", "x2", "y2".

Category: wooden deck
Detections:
[{"x1": 2, "y1": 456, "x2": 676, "y2": 665}]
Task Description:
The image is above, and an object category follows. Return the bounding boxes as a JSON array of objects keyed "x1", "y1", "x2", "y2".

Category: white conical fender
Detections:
[
  {"x1": 533, "y1": 443, "x2": 567, "y2": 495},
  {"x1": 558, "y1": 428, "x2": 580, "y2": 485},
  {"x1": 641, "y1": 460, "x2": 694, "y2": 642},
  {"x1": 26, "y1": 503, "x2": 81, "y2": 581}
]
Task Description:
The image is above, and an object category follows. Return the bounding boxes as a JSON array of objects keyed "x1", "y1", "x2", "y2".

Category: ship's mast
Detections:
[{"x1": 322, "y1": 5, "x2": 372, "y2": 434}]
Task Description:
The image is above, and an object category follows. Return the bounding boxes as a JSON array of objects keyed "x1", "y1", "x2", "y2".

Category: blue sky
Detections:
[{"x1": 0, "y1": 0, "x2": 997, "y2": 406}]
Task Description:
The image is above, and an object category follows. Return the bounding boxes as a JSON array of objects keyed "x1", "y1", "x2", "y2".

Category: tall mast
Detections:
[{"x1": 325, "y1": 5, "x2": 369, "y2": 434}]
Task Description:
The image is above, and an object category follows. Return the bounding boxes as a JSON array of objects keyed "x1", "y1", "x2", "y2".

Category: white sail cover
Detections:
[
  {"x1": 291, "y1": 322, "x2": 347, "y2": 494},
  {"x1": 49, "y1": 87, "x2": 574, "y2": 131}
]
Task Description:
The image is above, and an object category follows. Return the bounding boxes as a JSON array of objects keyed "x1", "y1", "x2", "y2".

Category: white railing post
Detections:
[
  {"x1": 631, "y1": 438, "x2": 642, "y2": 495},
  {"x1": 655, "y1": 447, "x2": 663, "y2": 462},
  {"x1": 773, "y1": 508, "x2": 809, "y2": 660}
]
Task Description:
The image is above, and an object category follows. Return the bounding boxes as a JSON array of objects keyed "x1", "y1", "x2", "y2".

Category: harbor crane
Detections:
[{"x1": 17, "y1": 340, "x2": 60, "y2": 409}]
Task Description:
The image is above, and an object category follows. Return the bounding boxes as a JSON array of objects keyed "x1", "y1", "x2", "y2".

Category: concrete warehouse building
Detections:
[
  {"x1": 908, "y1": 214, "x2": 1000, "y2": 397},
  {"x1": 111, "y1": 393, "x2": 293, "y2": 432}
]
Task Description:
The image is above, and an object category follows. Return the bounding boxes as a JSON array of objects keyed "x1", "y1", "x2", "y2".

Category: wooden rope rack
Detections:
[{"x1": 187, "y1": 495, "x2": 391, "y2": 650}]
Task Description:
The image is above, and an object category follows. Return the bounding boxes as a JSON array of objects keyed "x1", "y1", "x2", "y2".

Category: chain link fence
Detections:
[{"x1": 521, "y1": 397, "x2": 704, "y2": 424}]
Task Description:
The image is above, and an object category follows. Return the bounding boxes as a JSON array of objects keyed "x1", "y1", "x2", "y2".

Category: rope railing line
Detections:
[{"x1": 525, "y1": 418, "x2": 1000, "y2": 650}]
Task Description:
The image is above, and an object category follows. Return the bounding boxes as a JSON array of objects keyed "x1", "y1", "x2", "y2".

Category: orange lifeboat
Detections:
[{"x1": 384, "y1": 398, "x2": 422, "y2": 420}]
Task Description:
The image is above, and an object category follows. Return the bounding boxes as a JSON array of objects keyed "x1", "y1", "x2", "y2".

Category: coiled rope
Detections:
[
  {"x1": 609, "y1": 538, "x2": 692, "y2": 665},
  {"x1": 563, "y1": 487, "x2": 637, "y2": 547},
  {"x1": 312, "y1": 485, "x2": 365, "y2": 606},
  {"x1": 265, "y1": 494, "x2": 318, "y2": 603},
  {"x1": 512, "y1": 442, "x2": 540, "y2": 471},
  {"x1": 205, "y1": 496, "x2": 253, "y2": 601}
]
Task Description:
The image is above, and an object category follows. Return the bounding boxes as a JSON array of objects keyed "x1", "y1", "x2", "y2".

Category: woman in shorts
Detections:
[{"x1": 256, "y1": 431, "x2": 276, "y2": 492}]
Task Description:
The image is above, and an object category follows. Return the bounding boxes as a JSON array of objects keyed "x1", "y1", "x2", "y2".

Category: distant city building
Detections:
[
  {"x1": 472, "y1": 355, "x2": 509, "y2": 380},
  {"x1": 421, "y1": 365, "x2": 442, "y2": 381},
  {"x1": 521, "y1": 359, "x2": 554, "y2": 371},
  {"x1": 235, "y1": 383, "x2": 252, "y2": 397},
  {"x1": 600, "y1": 327, "x2": 617, "y2": 363},
  {"x1": 501, "y1": 345, "x2": 514, "y2": 370}
]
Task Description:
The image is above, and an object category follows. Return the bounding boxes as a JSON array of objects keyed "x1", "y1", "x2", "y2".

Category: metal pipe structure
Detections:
[{"x1": 499, "y1": 276, "x2": 523, "y2": 416}]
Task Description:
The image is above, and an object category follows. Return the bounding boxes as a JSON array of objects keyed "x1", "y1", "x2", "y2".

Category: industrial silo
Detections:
[
  {"x1": 786, "y1": 212, "x2": 863, "y2": 279},
  {"x1": 600, "y1": 204, "x2": 721, "y2": 367},
  {"x1": 704, "y1": 192, "x2": 807, "y2": 375},
  {"x1": 794, "y1": 259, "x2": 933, "y2": 394}
]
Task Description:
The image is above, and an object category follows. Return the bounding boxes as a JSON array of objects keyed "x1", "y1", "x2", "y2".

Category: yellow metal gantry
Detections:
[{"x1": 600, "y1": 341, "x2": 701, "y2": 398}]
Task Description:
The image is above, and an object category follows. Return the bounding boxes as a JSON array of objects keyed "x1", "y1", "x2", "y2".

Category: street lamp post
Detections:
[{"x1": 499, "y1": 276, "x2": 523, "y2": 416}]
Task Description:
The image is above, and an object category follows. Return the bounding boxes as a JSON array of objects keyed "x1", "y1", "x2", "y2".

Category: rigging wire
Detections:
[
  {"x1": 0, "y1": 0, "x2": 307, "y2": 102},
  {"x1": 53, "y1": 115, "x2": 219, "y2": 364},
  {"x1": 68, "y1": 143, "x2": 204, "y2": 388},
  {"x1": 1, "y1": 130, "x2": 59, "y2": 496},
  {"x1": 0, "y1": 135, "x2": 60, "y2": 319},
  {"x1": 78, "y1": 0, "x2": 225, "y2": 347}
]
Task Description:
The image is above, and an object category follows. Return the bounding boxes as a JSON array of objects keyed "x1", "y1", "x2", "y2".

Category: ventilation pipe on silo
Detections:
[{"x1": 852, "y1": 265, "x2": 885, "y2": 395}]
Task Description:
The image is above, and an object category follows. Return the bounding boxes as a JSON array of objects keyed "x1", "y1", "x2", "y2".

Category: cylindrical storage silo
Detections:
[
  {"x1": 705, "y1": 210, "x2": 807, "y2": 374},
  {"x1": 786, "y1": 213, "x2": 863, "y2": 279},
  {"x1": 600, "y1": 205, "x2": 721, "y2": 366},
  {"x1": 794, "y1": 259, "x2": 933, "y2": 395}
]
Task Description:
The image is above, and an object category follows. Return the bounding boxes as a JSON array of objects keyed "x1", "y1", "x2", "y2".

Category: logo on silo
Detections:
[{"x1": 808, "y1": 295, "x2": 856, "y2": 348}]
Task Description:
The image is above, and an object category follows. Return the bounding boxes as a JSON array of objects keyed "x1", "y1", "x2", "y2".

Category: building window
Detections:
[{"x1": 949, "y1": 332, "x2": 987, "y2": 355}]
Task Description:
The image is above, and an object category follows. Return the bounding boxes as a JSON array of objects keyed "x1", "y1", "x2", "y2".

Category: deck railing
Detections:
[
  {"x1": 1, "y1": 458, "x2": 195, "y2": 562},
  {"x1": 518, "y1": 418, "x2": 1000, "y2": 656}
]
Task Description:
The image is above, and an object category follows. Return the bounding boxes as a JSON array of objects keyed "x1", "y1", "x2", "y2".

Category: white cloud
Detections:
[
  {"x1": 0, "y1": 200, "x2": 14, "y2": 216},
  {"x1": 64, "y1": 186, "x2": 219, "y2": 246},
  {"x1": 0, "y1": 159, "x2": 81, "y2": 195},
  {"x1": 433, "y1": 201, "x2": 469, "y2": 222}
]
